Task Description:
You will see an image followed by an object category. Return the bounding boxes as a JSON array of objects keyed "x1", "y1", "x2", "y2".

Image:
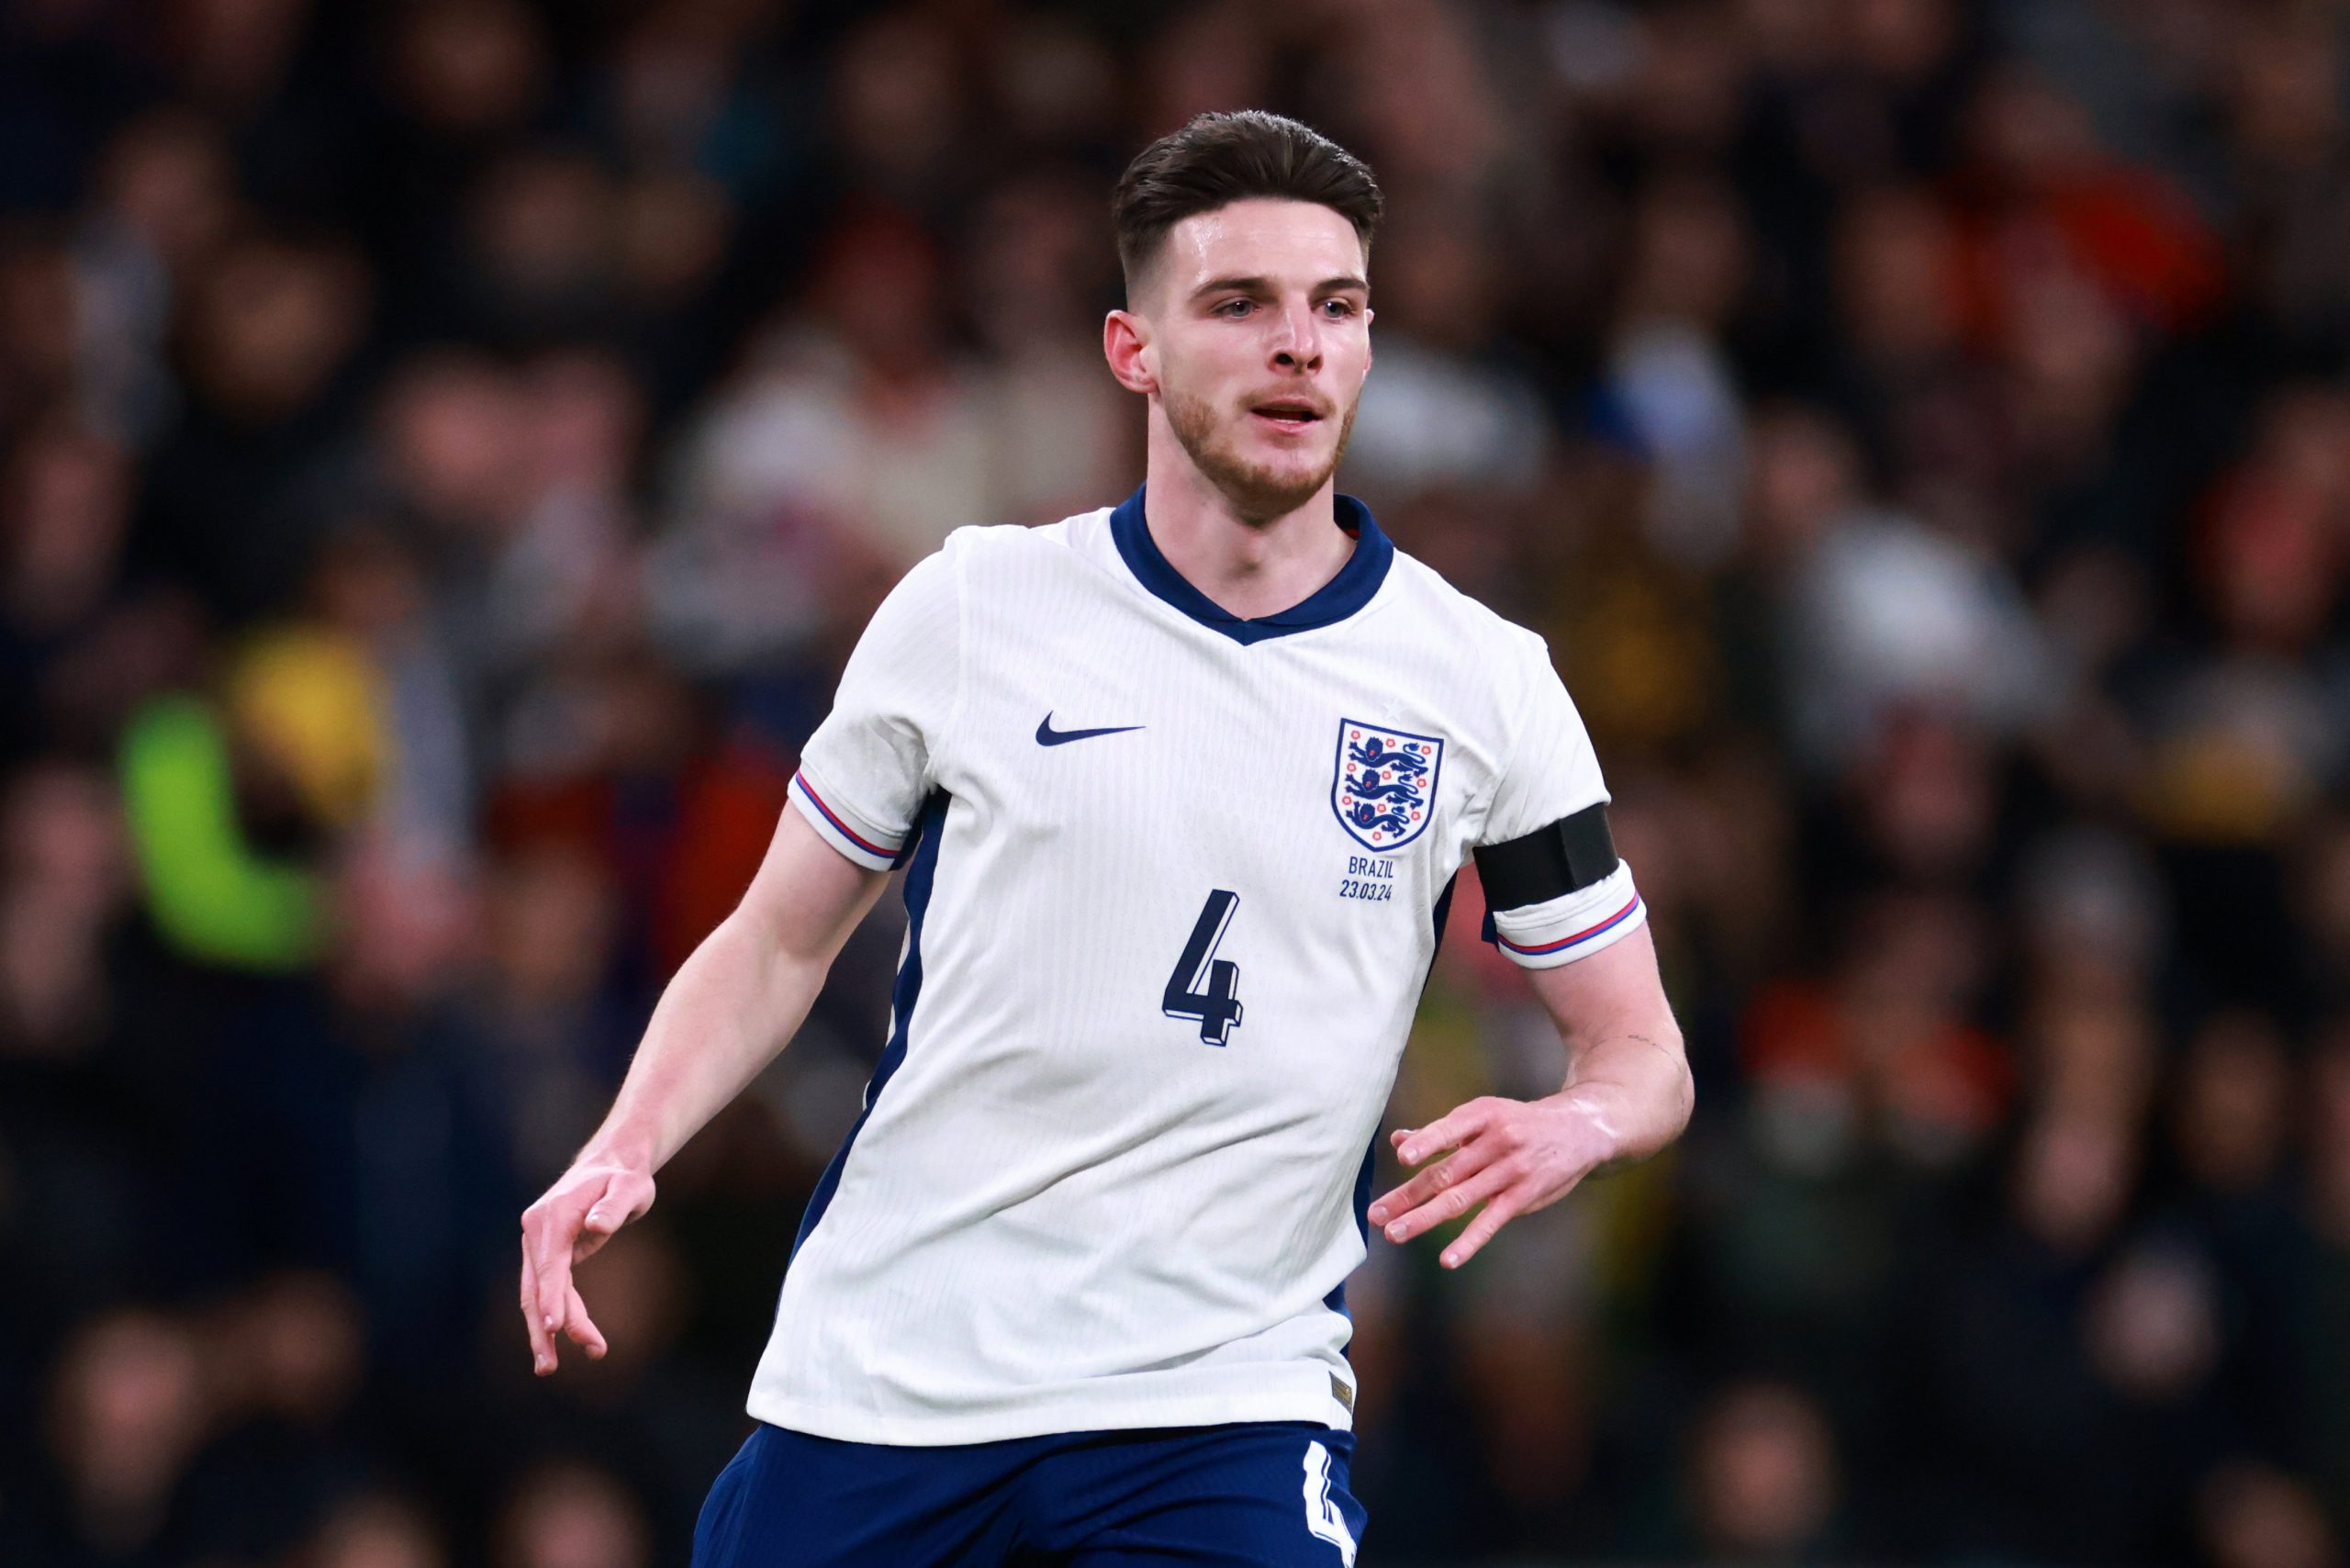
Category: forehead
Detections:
[{"x1": 1158, "y1": 198, "x2": 1367, "y2": 293}]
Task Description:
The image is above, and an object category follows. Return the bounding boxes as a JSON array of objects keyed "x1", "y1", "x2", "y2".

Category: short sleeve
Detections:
[
  {"x1": 789, "y1": 543, "x2": 961, "y2": 871},
  {"x1": 1475, "y1": 634, "x2": 1645, "y2": 969}
]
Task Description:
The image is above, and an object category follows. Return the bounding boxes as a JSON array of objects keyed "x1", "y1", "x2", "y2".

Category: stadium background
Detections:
[{"x1": 6, "y1": 0, "x2": 2350, "y2": 1563}]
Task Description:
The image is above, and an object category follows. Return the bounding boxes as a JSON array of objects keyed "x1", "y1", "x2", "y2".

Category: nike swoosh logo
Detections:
[{"x1": 1035, "y1": 712, "x2": 1145, "y2": 746}]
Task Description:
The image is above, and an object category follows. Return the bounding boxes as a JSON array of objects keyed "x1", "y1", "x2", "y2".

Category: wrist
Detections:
[
  {"x1": 576, "y1": 1126, "x2": 659, "y2": 1177},
  {"x1": 1549, "y1": 1082, "x2": 1634, "y2": 1165}
]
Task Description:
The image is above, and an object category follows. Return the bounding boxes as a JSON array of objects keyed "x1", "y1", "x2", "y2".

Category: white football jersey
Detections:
[{"x1": 748, "y1": 487, "x2": 1644, "y2": 1445}]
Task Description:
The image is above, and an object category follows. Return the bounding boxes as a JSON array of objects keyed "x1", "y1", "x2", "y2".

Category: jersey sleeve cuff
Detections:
[
  {"x1": 1482, "y1": 861, "x2": 1645, "y2": 969},
  {"x1": 789, "y1": 770, "x2": 908, "y2": 872}
]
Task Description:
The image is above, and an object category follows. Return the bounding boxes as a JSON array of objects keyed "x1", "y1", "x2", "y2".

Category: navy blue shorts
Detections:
[{"x1": 690, "y1": 1419, "x2": 1366, "y2": 1567}]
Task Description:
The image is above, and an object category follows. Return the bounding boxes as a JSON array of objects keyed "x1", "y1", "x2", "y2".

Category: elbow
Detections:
[{"x1": 1647, "y1": 1015, "x2": 1695, "y2": 1146}]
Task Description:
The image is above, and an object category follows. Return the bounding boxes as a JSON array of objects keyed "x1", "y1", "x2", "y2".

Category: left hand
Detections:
[{"x1": 1367, "y1": 1090, "x2": 1625, "y2": 1269}]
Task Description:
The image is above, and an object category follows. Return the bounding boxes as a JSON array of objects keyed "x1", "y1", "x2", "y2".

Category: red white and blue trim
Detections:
[
  {"x1": 789, "y1": 771, "x2": 905, "y2": 872},
  {"x1": 1486, "y1": 877, "x2": 1646, "y2": 969}
]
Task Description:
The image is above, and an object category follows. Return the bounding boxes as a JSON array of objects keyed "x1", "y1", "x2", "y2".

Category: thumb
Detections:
[
  {"x1": 575, "y1": 1170, "x2": 653, "y2": 1259},
  {"x1": 576, "y1": 1199, "x2": 623, "y2": 1261}
]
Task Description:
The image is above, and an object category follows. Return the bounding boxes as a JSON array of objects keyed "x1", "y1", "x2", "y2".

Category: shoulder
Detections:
[
  {"x1": 941, "y1": 511, "x2": 1099, "y2": 558},
  {"x1": 1380, "y1": 546, "x2": 1557, "y2": 689},
  {"x1": 923, "y1": 509, "x2": 1128, "y2": 614},
  {"x1": 931, "y1": 511, "x2": 1104, "y2": 578},
  {"x1": 880, "y1": 516, "x2": 1087, "y2": 598}
]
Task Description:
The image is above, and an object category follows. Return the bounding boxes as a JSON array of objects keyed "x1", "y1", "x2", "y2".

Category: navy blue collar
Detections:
[{"x1": 1107, "y1": 485, "x2": 1393, "y2": 645}]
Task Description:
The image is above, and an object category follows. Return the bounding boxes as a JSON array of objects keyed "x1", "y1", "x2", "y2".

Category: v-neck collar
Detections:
[{"x1": 1107, "y1": 484, "x2": 1394, "y2": 646}]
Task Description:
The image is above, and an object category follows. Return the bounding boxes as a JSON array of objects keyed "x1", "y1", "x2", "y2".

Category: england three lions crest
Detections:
[{"x1": 1332, "y1": 719, "x2": 1444, "y2": 852}]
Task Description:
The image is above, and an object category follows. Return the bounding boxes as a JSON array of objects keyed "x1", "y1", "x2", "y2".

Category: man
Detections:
[{"x1": 520, "y1": 110, "x2": 1692, "y2": 1566}]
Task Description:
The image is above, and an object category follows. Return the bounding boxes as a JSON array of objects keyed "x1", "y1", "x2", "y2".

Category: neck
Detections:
[{"x1": 1140, "y1": 415, "x2": 1355, "y2": 621}]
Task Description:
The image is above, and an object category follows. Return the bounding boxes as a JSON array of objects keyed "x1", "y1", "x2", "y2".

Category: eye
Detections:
[
  {"x1": 1215, "y1": 298, "x2": 1254, "y2": 319},
  {"x1": 1321, "y1": 298, "x2": 1359, "y2": 318}
]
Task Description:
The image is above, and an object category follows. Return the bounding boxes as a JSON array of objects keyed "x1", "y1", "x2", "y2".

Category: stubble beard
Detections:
[{"x1": 1165, "y1": 386, "x2": 1360, "y2": 525}]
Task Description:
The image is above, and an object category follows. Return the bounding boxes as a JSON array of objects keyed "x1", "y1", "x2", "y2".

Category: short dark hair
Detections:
[{"x1": 1112, "y1": 111, "x2": 1383, "y2": 299}]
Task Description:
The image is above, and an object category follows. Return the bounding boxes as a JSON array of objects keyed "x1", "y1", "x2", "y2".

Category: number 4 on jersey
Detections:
[{"x1": 1163, "y1": 890, "x2": 1245, "y2": 1046}]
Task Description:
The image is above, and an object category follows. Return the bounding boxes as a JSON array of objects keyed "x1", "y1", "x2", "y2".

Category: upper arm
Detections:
[
  {"x1": 1472, "y1": 632, "x2": 1647, "y2": 969},
  {"x1": 786, "y1": 541, "x2": 963, "y2": 872},
  {"x1": 1478, "y1": 631, "x2": 1607, "y2": 848},
  {"x1": 1523, "y1": 918, "x2": 1679, "y2": 1059},
  {"x1": 735, "y1": 541, "x2": 964, "y2": 958},
  {"x1": 736, "y1": 803, "x2": 894, "y2": 966}
]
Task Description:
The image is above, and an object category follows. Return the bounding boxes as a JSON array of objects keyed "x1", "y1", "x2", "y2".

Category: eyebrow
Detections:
[{"x1": 1188, "y1": 274, "x2": 1371, "y2": 302}]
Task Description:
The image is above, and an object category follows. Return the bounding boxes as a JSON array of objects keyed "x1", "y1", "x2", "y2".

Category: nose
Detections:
[{"x1": 1268, "y1": 301, "x2": 1323, "y2": 372}]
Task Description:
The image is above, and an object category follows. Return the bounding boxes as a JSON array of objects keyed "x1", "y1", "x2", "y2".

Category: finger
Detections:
[
  {"x1": 520, "y1": 1250, "x2": 555, "y2": 1374},
  {"x1": 1383, "y1": 1160, "x2": 1517, "y2": 1246},
  {"x1": 1368, "y1": 1137, "x2": 1503, "y2": 1233},
  {"x1": 530, "y1": 1197, "x2": 588, "y2": 1341},
  {"x1": 1371, "y1": 1137, "x2": 1500, "y2": 1223},
  {"x1": 1394, "y1": 1101, "x2": 1499, "y2": 1166},
  {"x1": 563, "y1": 1281, "x2": 609, "y2": 1360},
  {"x1": 1441, "y1": 1188, "x2": 1527, "y2": 1270}
]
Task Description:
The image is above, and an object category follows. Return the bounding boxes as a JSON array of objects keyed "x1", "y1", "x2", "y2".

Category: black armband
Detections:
[{"x1": 1472, "y1": 803, "x2": 1618, "y2": 912}]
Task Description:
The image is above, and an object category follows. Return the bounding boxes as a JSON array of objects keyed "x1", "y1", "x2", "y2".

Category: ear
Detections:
[{"x1": 1103, "y1": 309, "x2": 1158, "y2": 396}]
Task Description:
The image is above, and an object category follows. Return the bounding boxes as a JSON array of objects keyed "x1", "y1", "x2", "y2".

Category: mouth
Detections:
[{"x1": 1249, "y1": 399, "x2": 1326, "y2": 436}]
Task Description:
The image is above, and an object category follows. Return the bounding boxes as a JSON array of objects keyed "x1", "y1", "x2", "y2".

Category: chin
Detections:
[
  {"x1": 1204, "y1": 456, "x2": 1337, "y2": 523},
  {"x1": 1239, "y1": 446, "x2": 1332, "y2": 490}
]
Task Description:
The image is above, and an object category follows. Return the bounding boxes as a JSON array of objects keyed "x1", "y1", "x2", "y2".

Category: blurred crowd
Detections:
[{"x1": 6, "y1": 0, "x2": 2350, "y2": 1564}]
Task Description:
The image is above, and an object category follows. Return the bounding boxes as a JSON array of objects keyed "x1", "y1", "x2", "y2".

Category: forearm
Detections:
[
  {"x1": 577, "y1": 909, "x2": 834, "y2": 1175},
  {"x1": 521, "y1": 809, "x2": 882, "y2": 1373}
]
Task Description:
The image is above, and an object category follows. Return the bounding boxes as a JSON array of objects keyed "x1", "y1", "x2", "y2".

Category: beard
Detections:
[{"x1": 1165, "y1": 386, "x2": 1360, "y2": 524}]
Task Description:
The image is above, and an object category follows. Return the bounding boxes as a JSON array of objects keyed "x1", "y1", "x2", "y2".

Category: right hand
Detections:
[{"x1": 520, "y1": 1160, "x2": 656, "y2": 1374}]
